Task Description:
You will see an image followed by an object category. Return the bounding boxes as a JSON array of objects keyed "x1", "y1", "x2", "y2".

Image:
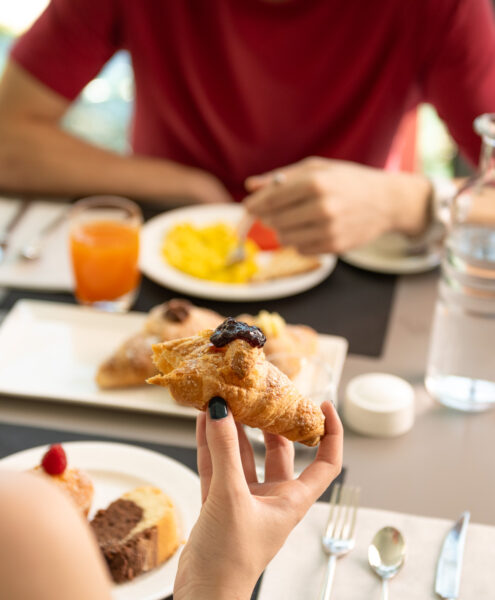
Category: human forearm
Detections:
[
  {"x1": 0, "y1": 119, "x2": 231, "y2": 205},
  {"x1": 174, "y1": 543, "x2": 256, "y2": 600},
  {"x1": 174, "y1": 579, "x2": 253, "y2": 600},
  {"x1": 0, "y1": 472, "x2": 112, "y2": 600}
]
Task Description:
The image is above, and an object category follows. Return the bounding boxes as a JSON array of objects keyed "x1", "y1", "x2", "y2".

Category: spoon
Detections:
[
  {"x1": 19, "y1": 210, "x2": 67, "y2": 261},
  {"x1": 368, "y1": 526, "x2": 406, "y2": 600}
]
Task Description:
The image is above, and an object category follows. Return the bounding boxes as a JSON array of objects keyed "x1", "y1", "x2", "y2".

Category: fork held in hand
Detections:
[{"x1": 317, "y1": 483, "x2": 360, "y2": 600}]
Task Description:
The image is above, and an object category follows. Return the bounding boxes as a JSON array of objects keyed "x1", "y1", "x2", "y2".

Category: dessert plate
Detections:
[
  {"x1": 0, "y1": 441, "x2": 201, "y2": 600},
  {"x1": 140, "y1": 203, "x2": 337, "y2": 301},
  {"x1": 0, "y1": 299, "x2": 348, "y2": 415}
]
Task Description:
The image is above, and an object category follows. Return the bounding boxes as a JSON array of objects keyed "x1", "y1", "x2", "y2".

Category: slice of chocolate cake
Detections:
[{"x1": 90, "y1": 486, "x2": 180, "y2": 583}]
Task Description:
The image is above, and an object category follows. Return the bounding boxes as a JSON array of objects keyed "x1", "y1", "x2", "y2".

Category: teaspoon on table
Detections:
[
  {"x1": 368, "y1": 526, "x2": 406, "y2": 600},
  {"x1": 19, "y1": 210, "x2": 68, "y2": 261}
]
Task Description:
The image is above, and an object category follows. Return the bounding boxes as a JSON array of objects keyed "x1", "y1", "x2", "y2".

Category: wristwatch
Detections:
[
  {"x1": 405, "y1": 177, "x2": 457, "y2": 251},
  {"x1": 428, "y1": 176, "x2": 458, "y2": 226}
]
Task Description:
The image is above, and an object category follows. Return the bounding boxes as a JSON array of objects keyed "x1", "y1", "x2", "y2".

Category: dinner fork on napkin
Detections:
[{"x1": 317, "y1": 483, "x2": 360, "y2": 600}]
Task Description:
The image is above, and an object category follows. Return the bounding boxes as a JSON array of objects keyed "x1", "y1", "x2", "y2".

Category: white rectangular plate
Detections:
[{"x1": 0, "y1": 300, "x2": 348, "y2": 417}]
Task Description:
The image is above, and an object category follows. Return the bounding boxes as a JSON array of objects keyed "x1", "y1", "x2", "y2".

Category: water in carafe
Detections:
[{"x1": 425, "y1": 114, "x2": 495, "y2": 412}]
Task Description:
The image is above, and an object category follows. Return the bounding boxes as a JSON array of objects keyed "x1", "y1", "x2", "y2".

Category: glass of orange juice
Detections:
[{"x1": 69, "y1": 196, "x2": 142, "y2": 312}]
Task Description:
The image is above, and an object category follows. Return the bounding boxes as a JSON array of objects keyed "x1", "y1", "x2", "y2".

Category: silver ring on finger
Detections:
[{"x1": 272, "y1": 171, "x2": 286, "y2": 185}]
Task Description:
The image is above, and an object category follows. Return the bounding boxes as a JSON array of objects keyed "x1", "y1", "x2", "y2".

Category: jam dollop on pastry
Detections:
[
  {"x1": 145, "y1": 299, "x2": 223, "y2": 340},
  {"x1": 210, "y1": 317, "x2": 267, "y2": 348},
  {"x1": 162, "y1": 298, "x2": 192, "y2": 322},
  {"x1": 147, "y1": 319, "x2": 325, "y2": 446}
]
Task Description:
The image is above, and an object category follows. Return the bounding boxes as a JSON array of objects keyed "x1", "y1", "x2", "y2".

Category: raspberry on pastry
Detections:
[{"x1": 31, "y1": 444, "x2": 94, "y2": 517}]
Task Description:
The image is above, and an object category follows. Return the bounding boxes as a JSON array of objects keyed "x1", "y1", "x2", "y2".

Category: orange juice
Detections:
[{"x1": 70, "y1": 220, "x2": 140, "y2": 303}]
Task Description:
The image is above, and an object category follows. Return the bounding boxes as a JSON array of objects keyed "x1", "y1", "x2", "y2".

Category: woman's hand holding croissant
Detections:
[{"x1": 173, "y1": 397, "x2": 343, "y2": 600}]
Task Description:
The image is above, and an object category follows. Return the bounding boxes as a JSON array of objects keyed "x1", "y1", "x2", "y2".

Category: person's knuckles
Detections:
[
  {"x1": 268, "y1": 213, "x2": 301, "y2": 231},
  {"x1": 210, "y1": 477, "x2": 249, "y2": 507},
  {"x1": 277, "y1": 230, "x2": 300, "y2": 247},
  {"x1": 279, "y1": 484, "x2": 312, "y2": 525},
  {"x1": 302, "y1": 156, "x2": 328, "y2": 170},
  {"x1": 318, "y1": 197, "x2": 337, "y2": 220},
  {"x1": 300, "y1": 238, "x2": 335, "y2": 254},
  {"x1": 265, "y1": 434, "x2": 294, "y2": 457},
  {"x1": 305, "y1": 170, "x2": 331, "y2": 196},
  {"x1": 246, "y1": 195, "x2": 275, "y2": 216}
]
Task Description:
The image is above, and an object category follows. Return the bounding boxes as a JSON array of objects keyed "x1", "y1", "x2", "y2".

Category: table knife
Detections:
[
  {"x1": 0, "y1": 199, "x2": 31, "y2": 263},
  {"x1": 435, "y1": 511, "x2": 470, "y2": 599}
]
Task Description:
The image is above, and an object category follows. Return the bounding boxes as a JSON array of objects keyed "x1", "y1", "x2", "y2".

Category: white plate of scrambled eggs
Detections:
[{"x1": 140, "y1": 204, "x2": 336, "y2": 301}]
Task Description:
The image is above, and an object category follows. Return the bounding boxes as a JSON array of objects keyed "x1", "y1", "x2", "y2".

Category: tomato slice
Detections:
[{"x1": 247, "y1": 219, "x2": 280, "y2": 250}]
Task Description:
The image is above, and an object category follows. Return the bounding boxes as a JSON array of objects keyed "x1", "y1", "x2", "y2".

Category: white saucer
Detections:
[{"x1": 341, "y1": 237, "x2": 441, "y2": 275}]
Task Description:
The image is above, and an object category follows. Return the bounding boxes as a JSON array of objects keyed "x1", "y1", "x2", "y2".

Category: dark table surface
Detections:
[{"x1": 0, "y1": 260, "x2": 396, "y2": 357}]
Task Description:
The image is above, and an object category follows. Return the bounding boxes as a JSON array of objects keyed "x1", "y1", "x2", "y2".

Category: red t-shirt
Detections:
[{"x1": 11, "y1": 0, "x2": 495, "y2": 198}]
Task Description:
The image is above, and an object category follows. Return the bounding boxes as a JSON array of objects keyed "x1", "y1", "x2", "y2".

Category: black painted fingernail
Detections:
[{"x1": 209, "y1": 397, "x2": 228, "y2": 420}]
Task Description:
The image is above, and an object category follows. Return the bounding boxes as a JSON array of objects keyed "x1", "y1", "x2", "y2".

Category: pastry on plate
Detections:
[
  {"x1": 237, "y1": 310, "x2": 318, "y2": 379},
  {"x1": 96, "y1": 299, "x2": 224, "y2": 389},
  {"x1": 148, "y1": 318, "x2": 325, "y2": 446},
  {"x1": 251, "y1": 246, "x2": 321, "y2": 282},
  {"x1": 144, "y1": 299, "x2": 224, "y2": 339},
  {"x1": 31, "y1": 444, "x2": 94, "y2": 517},
  {"x1": 91, "y1": 486, "x2": 180, "y2": 583},
  {"x1": 96, "y1": 332, "x2": 160, "y2": 390}
]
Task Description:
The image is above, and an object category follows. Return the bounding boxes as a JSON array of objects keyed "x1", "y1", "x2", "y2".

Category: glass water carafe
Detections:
[{"x1": 425, "y1": 114, "x2": 495, "y2": 412}]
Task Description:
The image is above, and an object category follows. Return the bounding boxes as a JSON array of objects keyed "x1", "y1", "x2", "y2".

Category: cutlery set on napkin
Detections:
[
  {"x1": 258, "y1": 496, "x2": 488, "y2": 600},
  {"x1": 0, "y1": 198, "x2": 72, "y2": 290},
  {"x1": 315, "y1": 485, "x2": 469, "y2": 600}
]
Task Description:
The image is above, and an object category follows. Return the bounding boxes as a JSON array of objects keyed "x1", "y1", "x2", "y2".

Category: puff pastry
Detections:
[
  {"x1": 237, "y1": 311, "x2": 318, "y2": 379},
  {"x1": 96, "y1": 299, "x2": 224, "y2": 389},
  {"x1": 251, "y1": 246, "x2": 321, "y2": 281},
  {"x1": 96, "y1": 332, "x2": 160, "y2": 390},
  {"x1": 147, "y1": 325, "x2": 325, "y2": 446}
]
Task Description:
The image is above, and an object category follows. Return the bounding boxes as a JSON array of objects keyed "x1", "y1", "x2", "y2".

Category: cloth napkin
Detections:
[
  {"x1": 0, "y1": 199, "x2": 72, "y2": 291},
  {"x1": 257, "y1": 503, "x2": 495, "y2": 599}
]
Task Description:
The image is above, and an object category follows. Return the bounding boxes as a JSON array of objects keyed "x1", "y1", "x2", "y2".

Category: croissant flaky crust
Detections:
[{"x1": 147, "y1": 330, "x2": 325, "y2": 446}]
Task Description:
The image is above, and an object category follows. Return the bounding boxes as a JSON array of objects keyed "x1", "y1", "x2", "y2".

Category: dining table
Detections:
[{"x1": 0, "y1": 197, "x2": 494, "y2": 599}]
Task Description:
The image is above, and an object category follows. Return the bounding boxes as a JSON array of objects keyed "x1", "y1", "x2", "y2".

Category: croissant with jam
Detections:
[{"x1": 147, "y1": 318, "x2": 325, "y2": 446}]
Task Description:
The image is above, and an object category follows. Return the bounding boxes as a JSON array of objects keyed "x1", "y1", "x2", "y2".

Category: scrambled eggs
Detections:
[{"x1": 163, "y1": 223, "x2": 259, "y2": 283}]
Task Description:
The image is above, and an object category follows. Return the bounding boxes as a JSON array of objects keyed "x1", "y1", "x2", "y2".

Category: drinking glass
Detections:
[{"x1": 69, "y1": 196, "x2": 142, "y2": 312}]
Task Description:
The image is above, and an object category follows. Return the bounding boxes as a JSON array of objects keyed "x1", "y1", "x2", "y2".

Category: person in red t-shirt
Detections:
[{"x1": 0, "y1": 0, "x2": 494, "y2": 253}]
